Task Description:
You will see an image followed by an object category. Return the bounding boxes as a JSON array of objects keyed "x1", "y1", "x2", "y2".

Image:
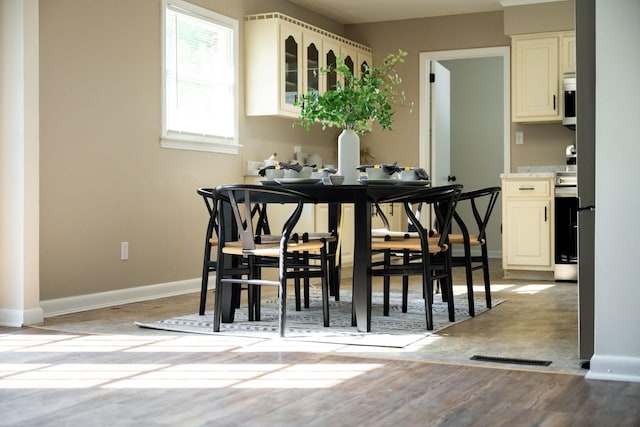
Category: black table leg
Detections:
[{"x1": 352, "y1": 194, "x2": 372, "y2": 332}]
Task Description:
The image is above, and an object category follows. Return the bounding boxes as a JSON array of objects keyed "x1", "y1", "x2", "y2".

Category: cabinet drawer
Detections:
[{"x1": 504, "y1": 180, "x2": 551, "y2": 197}]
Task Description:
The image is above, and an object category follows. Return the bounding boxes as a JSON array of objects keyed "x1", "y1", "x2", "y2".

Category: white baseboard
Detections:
[
  {"x1": 0, "y1": 307, "x2": 45, "y2": 328},
  {"x1": 586, "y1": 355, "x2": 640, "y2": 383},
  {"x1": 40, "y1": 278, "x2": 201, "y2": 319}
]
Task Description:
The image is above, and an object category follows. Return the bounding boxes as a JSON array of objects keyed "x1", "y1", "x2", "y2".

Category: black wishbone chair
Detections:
[
  {"x1": 213, "y1": 184, "x2": 330, "y2": 337},
  {"x1": 197, "y1": 188, "x2": 277, "y2": 316},
  {"x1": 449, "y1": 186, "x2": 501, "y2": 316},
  {"x1": 197, "y1": 188, "x2": 220, "y2": 315},
  {"x1": 370, "y1": 185, "x2": 462, "y2": 330}
]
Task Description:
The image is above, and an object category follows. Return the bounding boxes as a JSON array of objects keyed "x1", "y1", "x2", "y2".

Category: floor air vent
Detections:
[{"x1": 470, "y1": 355, "x2": 552, "y2": 366}]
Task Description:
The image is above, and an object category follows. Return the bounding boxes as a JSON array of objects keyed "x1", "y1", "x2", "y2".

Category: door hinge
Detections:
[{"x1": 430, "y1": 73, "x2": 435, "y2": 83}]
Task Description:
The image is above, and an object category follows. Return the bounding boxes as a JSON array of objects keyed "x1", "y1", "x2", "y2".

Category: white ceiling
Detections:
[{"x1": 286, "y1": 0, "x2": 564, "y2": 24}]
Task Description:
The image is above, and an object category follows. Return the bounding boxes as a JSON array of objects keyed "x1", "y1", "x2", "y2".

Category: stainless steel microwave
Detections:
[{"x1": 563, "y1": 77, "x2": 576, "y2": 130}]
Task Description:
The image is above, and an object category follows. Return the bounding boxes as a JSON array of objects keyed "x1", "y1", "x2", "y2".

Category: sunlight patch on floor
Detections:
[
  {"x1": 511, "y1": 284, "x2": 555, "y2": 294},
  {"x1": 0, "y1": 360, "x2": 382, "y2": 390}
]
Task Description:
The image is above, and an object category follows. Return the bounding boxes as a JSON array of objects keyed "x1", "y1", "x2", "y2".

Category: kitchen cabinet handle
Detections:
[
  {"x1": 518, "y1": 187, "x2": 535, "y2": 191},
  {"x1": 544, "y1": 206, "x2": 548, "y2": 222},
  {"x1": 553, "y1": 95, "x2": 556, "y2": 110}
]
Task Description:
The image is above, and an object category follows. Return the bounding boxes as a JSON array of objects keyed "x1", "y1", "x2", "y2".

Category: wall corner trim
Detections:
[{"x1": 586, "y1": 355, "x2": 640, "y2": 383}]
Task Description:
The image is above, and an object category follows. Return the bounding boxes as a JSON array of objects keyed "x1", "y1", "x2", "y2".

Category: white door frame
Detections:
[{"x1": 418, "y1": 47, "x2": 511, "y2": 176}]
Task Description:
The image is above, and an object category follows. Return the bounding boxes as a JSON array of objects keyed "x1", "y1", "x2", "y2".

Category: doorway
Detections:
[{"x1": 419, "y1": 47, "x2": 510, "y2": 257}]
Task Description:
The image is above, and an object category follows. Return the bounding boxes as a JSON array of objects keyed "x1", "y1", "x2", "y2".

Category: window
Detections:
[{"x1": 161, "y1": 0, "x2": 239, "y2": 153}]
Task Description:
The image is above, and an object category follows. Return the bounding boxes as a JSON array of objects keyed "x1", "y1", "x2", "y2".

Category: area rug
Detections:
[{"x1": 136, "y1": 289, "x2": 503, "y2": 348}]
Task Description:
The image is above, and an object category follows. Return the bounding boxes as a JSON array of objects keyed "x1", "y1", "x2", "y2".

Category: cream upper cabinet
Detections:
[
  {"x1": 502, "y1": 177, "x2": 554, "y2": 272},
  {"x1": 561, "y1": 31, "x2": 576, "y2": 75},
  {"x1": 511, "y1": 31, "x2": 575, "y2": 123},
  {"x1": 245, "y1": 13, "x2": 372, "y2": 118},
  {"x1": 511, "y1": 33, "x2": 560, "y2": 122}
]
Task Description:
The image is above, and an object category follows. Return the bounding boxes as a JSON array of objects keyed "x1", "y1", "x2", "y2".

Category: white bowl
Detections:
[
  {"x1": 265, "y1": 169, "x2": 284, "y2": 179},
  {"x1": 329, "y1": 175, "x2": 344, "y2": 185},
  {"x1": 399, "y1": 170, "x2": 417, "y2": 181},
  {"x1": 366, "y1": 167, "x2": 391, "y2": 180}
]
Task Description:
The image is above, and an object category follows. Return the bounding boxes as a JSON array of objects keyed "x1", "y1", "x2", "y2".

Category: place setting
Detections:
[
  {"x1": 258, "y1": 162, "x2": 344, "y2": 186},
  {"x1": 357, "y1": 162, "x2": 431, "y2": 186}
]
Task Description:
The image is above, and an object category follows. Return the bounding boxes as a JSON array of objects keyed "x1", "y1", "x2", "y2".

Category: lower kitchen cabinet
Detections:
[{"x1": 502, "y1": 177, "x2": 554, "y2": 274}]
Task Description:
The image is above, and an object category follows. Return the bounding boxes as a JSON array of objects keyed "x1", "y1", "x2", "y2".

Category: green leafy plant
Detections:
[{"x1": 294, "y1": 49, "x2": 412, "y2": 135}]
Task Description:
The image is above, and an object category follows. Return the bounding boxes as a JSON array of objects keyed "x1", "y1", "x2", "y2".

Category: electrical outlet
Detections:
[
  {"x1": 516, "y1": 131, "x2": 524, "y2": 145},
  {"x1": 120, "y1": 242, "x2": 129, "y2": 260}
]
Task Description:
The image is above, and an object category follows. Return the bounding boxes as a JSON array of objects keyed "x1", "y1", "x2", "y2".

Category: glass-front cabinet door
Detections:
[
  {"x1": 280, "y1": 23, "x2": 302, "y2": 113},
  {"x1": 303, "y1": 33, "x2": 323, "y2": 96},
  {"x1": 324, "y1": 38, "x2": 340, "y2": 91},
  {"x1": 341, "y1": 45, "x2": 357, "y2": 82},
  {"x1": 358, "y1": 51, "x2": 372, "y2": 78}
]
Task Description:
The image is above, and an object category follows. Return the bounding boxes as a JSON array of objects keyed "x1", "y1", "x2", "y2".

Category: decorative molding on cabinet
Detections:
[{"x1": 245, "y1": 13, "x2": 371, "y2": 53}]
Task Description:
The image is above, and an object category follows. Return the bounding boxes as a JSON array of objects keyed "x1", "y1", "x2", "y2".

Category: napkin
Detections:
[
  {"x1": 356, "y1": 162, "x2": 401, "y2": 175},
  {"x1": 412, "y1": 168, "x2": 430, "y2": 180},
  {"x1": 316, "y1": 167, "x2": 337, "y2": 174},
  {"x1": 258, "y1": 161, "x2": 305, "y2": 176}
]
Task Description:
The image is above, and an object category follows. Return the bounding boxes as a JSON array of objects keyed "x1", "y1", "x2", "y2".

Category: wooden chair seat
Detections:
[
  {"x1": 372, "y1": 239, "x2": 447, "y2": 254},
  {"x1": 448, "y1": 233, "x2": 484, "y2": 246},
  {"x1": 222, "y1": 239, "x2": 326, "y2": 256}
]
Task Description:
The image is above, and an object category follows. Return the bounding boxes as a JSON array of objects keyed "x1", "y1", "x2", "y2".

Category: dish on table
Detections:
[
  {"x1": 396, "y1": 180, "x2": 431, "y2": 186},
  {"x1": 274, "y1": 178, "x2": 322, "y2": 185},
  {"x1": 358, "y1": 178, "x2": 398, "y2": 186}
]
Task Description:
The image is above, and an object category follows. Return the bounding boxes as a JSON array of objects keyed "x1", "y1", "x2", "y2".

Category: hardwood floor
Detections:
[{"x1": 2, "y1": 260, "x2": 640, "y2": 426}]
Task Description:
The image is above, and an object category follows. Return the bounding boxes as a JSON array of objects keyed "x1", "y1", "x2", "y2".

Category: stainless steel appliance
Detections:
[
  {"x1": 563, "y1": 77, "x2": 577, "y2": 130},
  {"x1": 554, "y1": 168, "x2": 578, "y2": 281},
  {"x1": 565, "y1": 144, "x2": 576, "y2": 171}
]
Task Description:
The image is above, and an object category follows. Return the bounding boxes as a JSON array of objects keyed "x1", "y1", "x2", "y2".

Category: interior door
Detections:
[{"x1": 431, "y1": 60, "x2": 452, "y2": 186}]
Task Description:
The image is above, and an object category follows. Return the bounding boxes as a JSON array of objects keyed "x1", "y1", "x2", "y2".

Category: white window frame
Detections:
[{"x1": 161, "y1": 0, "x2": 240, "y2": 154}]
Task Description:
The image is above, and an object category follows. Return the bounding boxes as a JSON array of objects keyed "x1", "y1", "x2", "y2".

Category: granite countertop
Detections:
[
  {"x1": 500, "y1": 172, "x2": 556, "y2": 179},
  {"x1": 501, "y1": 165, "x2": 565, "y2": 179}
]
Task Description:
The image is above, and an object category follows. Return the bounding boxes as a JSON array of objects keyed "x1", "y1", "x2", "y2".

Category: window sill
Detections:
[{"x1": 160, "y1": 136, "x2": 241, "y2": 155}]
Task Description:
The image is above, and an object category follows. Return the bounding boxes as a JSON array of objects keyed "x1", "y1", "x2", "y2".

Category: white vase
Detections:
[{"x1": 337, "y1": 129, "x2": 360, "y2": 185}]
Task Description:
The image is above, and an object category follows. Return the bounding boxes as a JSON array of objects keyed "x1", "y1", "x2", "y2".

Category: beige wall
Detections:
[
  {"x1": 346, "y1": 12, "x2": 509, "y2": 166},
  {"x1": 38, "y1": 0, "x2": 576, "y2": 302},
  {"x1": 38, "y1": 0, "x2": 341, "y2": 300}
]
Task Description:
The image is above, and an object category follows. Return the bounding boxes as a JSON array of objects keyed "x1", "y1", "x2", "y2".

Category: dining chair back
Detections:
[
  {"x1": 370, "y1": 184, "x2": 462, "y2": 330},
  {"x1": 449, "y1": 186, "x2": 501, "y2": 316},
  {"x1": 197, "y1": 188, "x2": 220, "y2": 315},
  {"x1": 214, "y1": 184, "x2": 330, "y2": 337}
]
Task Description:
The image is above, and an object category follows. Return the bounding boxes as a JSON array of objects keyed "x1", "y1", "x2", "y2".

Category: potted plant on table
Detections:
[{"x1": 294, "y1": 49, "x2": 412, "y2": 184}]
